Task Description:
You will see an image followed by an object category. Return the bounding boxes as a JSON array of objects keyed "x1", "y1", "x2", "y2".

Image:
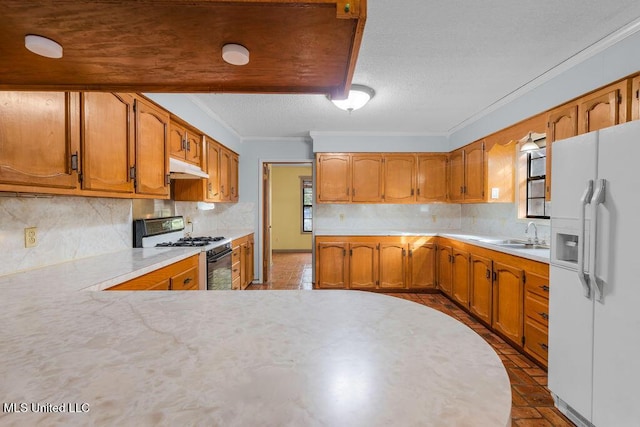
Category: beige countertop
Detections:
[
  {"x1": 0, "y1": 288, "x2": 511, "y2": 427},
  {"x1": 0, "y1": 229, "x2": 254, "y2": 291}
]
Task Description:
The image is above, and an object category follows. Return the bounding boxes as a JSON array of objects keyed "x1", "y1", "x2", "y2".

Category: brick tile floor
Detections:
[{"x1": 247, "y1": 252, "x2": 575, "y2": 426}]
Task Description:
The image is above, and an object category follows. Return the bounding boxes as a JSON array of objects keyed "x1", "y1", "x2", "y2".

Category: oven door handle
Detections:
[{"x1": 208, "y1": 248, "x2": 232, "y2": 262}]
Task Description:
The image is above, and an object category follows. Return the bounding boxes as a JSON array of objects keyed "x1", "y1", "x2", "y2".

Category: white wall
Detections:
[{"x1": 311, "y1": 132, "x2": 449, "y2": 152}]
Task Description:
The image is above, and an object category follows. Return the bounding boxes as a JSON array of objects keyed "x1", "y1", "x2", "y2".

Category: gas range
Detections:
[{"x1": 156, "y1": 236, "x2": 226, "y2": 247}]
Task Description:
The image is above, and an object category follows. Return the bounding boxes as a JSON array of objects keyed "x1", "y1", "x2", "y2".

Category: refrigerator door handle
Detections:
[
  {"x1": 589, "y1": 178, "x2": 606, "y2": 302},
  {"x1": 577, "y1": 180, "x2": 593, "y2": 298}
]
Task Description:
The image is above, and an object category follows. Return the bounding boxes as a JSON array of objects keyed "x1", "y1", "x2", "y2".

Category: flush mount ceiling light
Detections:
[
  {"x1": 25, "y1": 34, "x2": 63, "y2": 59},
  {"x1": 222, "y1": 43, "x2": 249, "y2": 66},
  {"x1": 328, "y1": 84, "x2": 375, "y2": 112}
]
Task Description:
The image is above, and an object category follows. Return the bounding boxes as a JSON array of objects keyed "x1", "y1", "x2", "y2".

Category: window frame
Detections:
[
  {"x1": 300, "y1": 176, "x2": 313, "y2": 233},
  {"x1": 525, "y1": 148, "x2": 549, "y2": 219}
]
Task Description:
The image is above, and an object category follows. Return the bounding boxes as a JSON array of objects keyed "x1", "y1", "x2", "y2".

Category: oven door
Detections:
[{"x1": 207, "y1": 248, "x2": 232, "y2": 290}]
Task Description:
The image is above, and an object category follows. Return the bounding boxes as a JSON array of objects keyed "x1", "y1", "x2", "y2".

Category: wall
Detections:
[
  {"x1": 311, "y1": 132, "x2": 449, "y2": 152},
  {"x1": 270, "y1": 165, "x2": 313, "y2": 251},
  {"x1": 0, "y1": 196, "x2": 131, "y2": 277},
  {"x1": 449, "y1": 26, "x2": 640, "y2": 149}
]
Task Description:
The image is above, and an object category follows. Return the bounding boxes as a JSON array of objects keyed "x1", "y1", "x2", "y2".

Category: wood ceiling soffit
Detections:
[{"x1": 0, "y1": 0, "x2": 366, "y2": 97}]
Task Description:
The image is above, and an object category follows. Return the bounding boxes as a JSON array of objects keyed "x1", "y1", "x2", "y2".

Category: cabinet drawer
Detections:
[
  {"x1": 232, "y1": 276, "x2": 241, "y2": 290},
  {"x1": 524, "y1": 319, "x2": 549, "y2": 365},
  {"x1": 525, "y1": 292, "x2": 549, "y2": 327},
  {"x1": 525, "y1": 273, "x2": 550, "y2": 298},
  {"x1": 232, "y1": 261, "x2": 241, "y2": 280},
  {"x1": 232, "y1": 247, "x2": 241, "y2": 265},
  {"x1": 171, "y1": 266, "x2": 198, "y2": 290}
]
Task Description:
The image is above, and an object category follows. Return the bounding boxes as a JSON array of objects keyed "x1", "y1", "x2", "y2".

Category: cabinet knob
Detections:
[
  {"x1": 540, "y1": 285, "x2": 550, "y2": 292},
  {"x1": 183, "y1": 277, "x2": 192, "y2": 284},
  {"x1": 539, "y1": 312, "x2": 549, "y2": 320},
  {"x1": 539, "y1": 343, "x2": 548, "y2": 351}
]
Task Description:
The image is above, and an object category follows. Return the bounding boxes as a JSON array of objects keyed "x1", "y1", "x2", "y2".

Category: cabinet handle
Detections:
[
  {"x1": 186, "y1": 140, "x2": 191, "y2": 152},
  {"x1": 486, "y1": 269, "x2": 491, "y2": 279},
  {"x1": 231, "y1": 186, "x2": 235, "y2": 194},
  {"x1": 346, "y1": 187, "x2": 350, "y2": 196},
  {"x1": 539, "y1": 343, "x2": 548, "y2": 351},
  {"x1": 540, "y1": 285, "x2": 550, "y2": 292},
  {"x1": 183, "y1": 277, "x2": 192, "y2": 284},
  {"x1": 402, "y1": 248, "x2": 406, "y2": 257},
  {"x1": 539, "y1": 312, "x2": 549, "y2": 320},
  {"x1": 208, "y1": 183, "x2": 212, "y2": 192},
  {"x1": 460, "y1": 186, "x2": 464, "y2": 195},
  {"x1": 181, "y1": 138, "x2": 187, "y2": 151},
  {"x1": 352, "y1": 188, "x2": 356, "y2": 196},
  {"x1": 411, "y1": 188, "x2": 414, "y2": 196},
  {"x1": 417, "y1": 188, "x2": 420, "y2": 196},
  {"x1": 409, "y1": 249, "x2": 413, "y2": 257}
]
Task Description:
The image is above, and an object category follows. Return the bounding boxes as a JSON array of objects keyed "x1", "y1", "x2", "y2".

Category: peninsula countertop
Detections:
[{"x1": 0, "y1": 289, "x2": 511, "y2": 427}]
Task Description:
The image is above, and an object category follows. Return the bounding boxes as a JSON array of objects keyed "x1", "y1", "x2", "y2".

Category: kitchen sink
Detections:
[{"x1": 476, "y1": 238, "x2": 550, "y2": 250}]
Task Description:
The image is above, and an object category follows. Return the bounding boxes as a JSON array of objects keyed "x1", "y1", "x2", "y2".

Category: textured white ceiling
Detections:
[{"x1": 191, "y1": 1, "x2": 640, "y2": 139}]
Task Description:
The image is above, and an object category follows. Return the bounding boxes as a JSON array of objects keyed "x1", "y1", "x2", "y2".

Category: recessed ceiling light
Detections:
[
  {"x1": 25, "y1": 34, "x2": 63, "y2": 59},
  {"x1": 222, "y1": 44, "x2": 249, "y2": 66}
]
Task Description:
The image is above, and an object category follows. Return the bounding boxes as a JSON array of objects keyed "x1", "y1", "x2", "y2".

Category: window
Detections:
[
  {"x1": 301, "y1": 176, "x2": 313, "y2": 233},
  {"x1": 526, "y1": 148, "x2": 548, "y2": 218}
]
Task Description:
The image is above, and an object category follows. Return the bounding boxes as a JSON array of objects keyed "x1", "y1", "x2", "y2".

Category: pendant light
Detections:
[{"x1": 520, "y1": 132, "x2": 539, "y2": 152}]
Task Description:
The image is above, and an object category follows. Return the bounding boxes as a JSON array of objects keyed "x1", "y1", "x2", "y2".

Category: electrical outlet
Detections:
[{"x1": 24, "y1": 227, "x2": 37, "y2": 248}]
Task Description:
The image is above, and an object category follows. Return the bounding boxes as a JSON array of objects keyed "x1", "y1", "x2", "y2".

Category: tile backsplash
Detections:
[
  {"x1": 460, "y1": 203, "x2": 551, "y2": 243},
  {"x1": 0, "y1": 196, "x2": 132, "y2": 276},
  {"x1": 1, "y1": 196, "x2": 256, "y2": 277},
  {"x1": 315, "y1": 204, "x2": 462, "y2": 231}
]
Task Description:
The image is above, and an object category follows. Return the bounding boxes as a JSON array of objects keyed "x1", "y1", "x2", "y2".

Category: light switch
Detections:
[{"x1": 491, "y1": 188, "x2": 499, "y2": 199}]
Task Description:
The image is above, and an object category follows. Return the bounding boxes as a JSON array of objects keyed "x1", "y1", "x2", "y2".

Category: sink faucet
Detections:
[{"x1": 525, "y1": 222, "x2": 539, "y2": 244}]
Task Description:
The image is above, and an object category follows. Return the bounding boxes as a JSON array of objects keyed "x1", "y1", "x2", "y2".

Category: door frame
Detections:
[{"x1": 258, "y1": 159, "x2": 313, "y2": 284}]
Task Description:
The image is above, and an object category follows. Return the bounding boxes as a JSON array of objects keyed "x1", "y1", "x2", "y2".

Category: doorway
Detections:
[{"x1": 262, "y1": 162, "x2": 313, "y2": 284}]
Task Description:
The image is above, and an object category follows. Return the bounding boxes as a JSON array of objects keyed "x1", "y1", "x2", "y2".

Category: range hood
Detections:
[{"x1": 169, "y1": 158, "x2": 209, "y2": 180}]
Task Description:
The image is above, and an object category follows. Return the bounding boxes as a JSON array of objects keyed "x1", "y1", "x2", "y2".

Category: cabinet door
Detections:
[
  {"x1": 408, "y1": 242, "x2": 436, "y2": 289},
  {"x1": 470, "y1": 254, "x2": 492, "y2": 325},
  {"x1": 206, "y1": 138, "x2": 221, "y2": 201},
  {"x1": 219, "y1": 147, "x2": 231, "y2": 201},
  {"x1": 0, "y1": 91, "x2": 80, "y2": 189},
  {"x1": 464, "y1": 140, "x2": 485, "y2": 201},
  {"x1": 242, "y1": 236, "x2": 254, "y2": 289},
  {"x1": 316, "y1": 153, "x2": 350, "y2": 202},
  {"x1": 436, "y1": 245, "x2": 453, "y2": 296},
  {"x1": 546, "y1": 105, "x2": 578, "y2": 201},
  {"x1": 81, "y1": 92, "x2": 134, "y2": 193},
  {"x1": 230, "y1": 153, "x2": 239, "y2": 202},
  {"x1": 448, "y1": 149, "x2": 465, "y2": 202},
  {"x1": 383, "y1": 154, "x2": 415, "y2": 203},
  {"x1": 184, "y1": 130, "x2": 202, "y2": 166},
  {"x1": 169, "y1": 120, "x2": 187, "y2": 159},
  {"x1": 316, "y1": 242, "x2": 348, "y2": 289},
  {"x1": 451, "y1": 248, "x2": 470, "y2": 308},
  {"x1": 134, "y1": 97, "x2": 169, "y2": 196},
  {"x1": 379, "y1": 243, "x2": 406, "y2": 289},
  {"x1": 580, "y1": 89, "x2": 620, "y2": 133},
  {"x1": 349, "y1": 243, "x2": 378, "y2": 289},
  {"x1": 632, "y1": 76, "x2": 640, "y2": 121},
  {"x1": 416, "y1": 154, "x2": 448, "y2": 202},
  {"x1": 351, "y1": 154, "x2": 383, "y2": 202},
  {"x1": 492, "y1": 261, "x2": 524, "y2": 345}
]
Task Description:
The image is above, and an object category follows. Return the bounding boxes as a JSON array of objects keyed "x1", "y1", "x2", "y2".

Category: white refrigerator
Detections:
[{"x1": 548, "y1": 119, "x2": 640, "y2": 427}]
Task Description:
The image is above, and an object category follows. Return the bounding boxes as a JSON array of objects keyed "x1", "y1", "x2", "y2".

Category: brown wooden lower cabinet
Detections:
[
  {"x1": 469, "y1": 253, "x2": 493, "y2": 325},
  {"x1": 436, "y1": 244, "x2": 453, "y2": 296},
  {"x1": 315, "y1": 236, "x2": 436, "y2": 291},
  {"x1": 451, "y1": 248, "x2": 470, "y2": 308},
  {"x1": 232, "y1": 233, "x2": 255, "y2": 290},
  {"x1": 106, "y1": 254, "x2": 199, "y2": 291}
]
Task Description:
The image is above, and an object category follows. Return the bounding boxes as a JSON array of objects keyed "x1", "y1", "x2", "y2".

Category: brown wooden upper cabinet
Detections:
[
  {"x1": 633, "y1": 75, "x2": 640, "y2": 121},
  {"x1": 173, "y1": 136, "x2": 239, "y2": 203},
  {"x1": 578, "y1": 80, "x2": 630, "y2": 134},
  {"x1": 384, "y1": 154, "x2": 416, "y2": 203},
  {"x1": 316, "y1": 153, "x2": 351, "y2": 202},
  {"x1": 169, "y1": 119, "x2": 202, "y2": 167},
  {"x1": 81, "y1": 92, "x2": 135, "y2": 194},
  {"x1": 351, "y1": 154, "x2": 383, "y2": 202},
  {"x1": 448, "y1": 140, "x2": 485, "y2": 202},
  {"x1": 416, "y1": 154, "x2": 448, "y2": 202},
  {"x1": 134, "y1": 96, "x2": 170, "y2": 197},
  {"x1": 0, "y1": 91, "x2": 80, "y2": 190},
  {"x1": 316, "y1": 152, "x2": 448, "y2": 204},
  {"x1": 545, "y1": 105, "x2": 578, "y2": 201}
]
